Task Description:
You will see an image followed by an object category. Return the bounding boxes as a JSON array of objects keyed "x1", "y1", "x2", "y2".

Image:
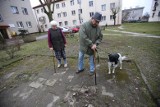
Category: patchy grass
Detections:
[
  {"x1": 107, "y1": 22, "x2": 160, "y2": 36},
  {"x1": 0, "y1": 29, "x2": 159, "y2": 99}
]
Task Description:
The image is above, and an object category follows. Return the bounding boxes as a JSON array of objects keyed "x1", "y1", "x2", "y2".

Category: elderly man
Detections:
[
  {"x1": 77, "y1": 12, "x2": 103, "y2": 75},
  {"x1": 48, "y1": 20, "x2": 67, "y2": 68}
]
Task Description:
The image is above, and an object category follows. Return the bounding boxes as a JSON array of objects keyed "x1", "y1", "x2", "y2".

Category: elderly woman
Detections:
[{"x1": 48, "y1": 20, "x2": 67, "y2": 68}]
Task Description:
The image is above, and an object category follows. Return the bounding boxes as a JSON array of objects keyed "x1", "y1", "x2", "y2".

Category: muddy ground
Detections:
[{"x1": 0, "y1": 56, "x2": 156, "y2": 107}]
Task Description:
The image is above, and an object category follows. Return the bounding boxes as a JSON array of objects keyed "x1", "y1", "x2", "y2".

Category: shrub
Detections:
[{"x1": 23, "y1": 35, "x2": 36, "y2": 43}]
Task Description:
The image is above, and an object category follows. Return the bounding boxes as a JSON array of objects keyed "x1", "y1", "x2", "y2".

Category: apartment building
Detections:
[
  {"x1": 33, "y1": 0, "x2": 122, "y2": 31},
  {"x1": 149, "y1": 0, "x2": 160, "y2": 22},
  {"x1": 0, "y1": 0, "x2": 38, "y2": 39},
  {"x1": 122, "y1": 7, "x2": 144, "y2": 22}
]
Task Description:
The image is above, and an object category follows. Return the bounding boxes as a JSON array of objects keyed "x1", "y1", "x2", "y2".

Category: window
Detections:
[
  {"x1": 70, "y1": 0, "x2": 74, "y2": 6},
  {"x1": 64, "y1": 21, "x2": 68, "y2": 26},
  {"x1": 77, "y1": 0, "x2": 81, "y2": 4},
  {"x1": 152, "y1": 12, "x2": 155, "y2": 18},
  {"x1": 62, "y1": 2, "x2": 65, "y2": 7},
  {"x1": 58, "y1": 13, "x2": 61, "y2": 18},
  {"x1": 56, "y1": 4, "x2": 59, "y2": 9},
  {"x1": 11, "y1": 6, "x2": 19, "y2": 14},
  {"x1": 110, "y1": 3, "x2": 115, "y2": 9},
  {"x1": 17, "y1": 21, "x2": 24, "y2": 28},
  {"x1": 78, "y1": 9, "x2": 82, "y2": 14},
  {"x1": 101, "y1": 4, "x2": 106, "y2": 11},
  {"x1": 110, "y1": 15, "x2": 114, "y2": 20},
  {"x1": 72, "y1": 10, "x2": 76, "y2": 15},
  {"x1": 0, "y1": 14, "x2": 3, "y2": 22},
  {"x1": 37, "y1": 9, "x2": 39, "y2": 14},
  {"x1": 45, "y1": 24, "x2": 47, "y2": 28},
  {"x1": 73, "y1": 20, "x2": 77, "y2": 25},
  {"x1": 63, "y1": 12, "x2": 67, "y2": 17},
  {"x1": 59, "y1": 22, "x2": 63, "y2": 26},
  {"x1": 89, "y1": 12, "x2": 94, "y2": 17},
  {"x1": 89, "y1": 1, "x2": 93, "y2": 7},
  {"x1": 22, "y1": 7, "x2": 28, "y2": 15},
  {"x1": 26, "y1": 21, "x2": 32, "y2": 28},
  {"x1": 158, "y1": 11, "x2": 160, "y2": 17},
  {"x1": 41, "y1": 8, "x2": 44, "y2": 12},
  {"x1": 102, "y1": 16, "x2": 106, "y2": 21}
]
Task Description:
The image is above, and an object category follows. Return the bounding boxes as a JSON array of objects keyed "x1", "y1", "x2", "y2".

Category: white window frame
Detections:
[
  {"x1": 70, "y1": 0, "x2": 74, "y2": 6},
  {"x1": 72, "y1": 10, "x2": 76, "y2": 15},
  {"x1": 63, "y1": 12, "x2": 67, "y2": 17},
  {"x1": 110, "y1": 3, "x2": 115, "y2": 9},
  {"x1": 64, "y1": 21, "x2": 68, "y2": 26},
  {"x1": 26, "y1": 21, "x2": 32, "y2": 28},
  {"x1": 37, "y1": 9, "x2": 39, "y2": 14},
  {"x1": 59, "y1": 22, "x2": 63, "y2": 26},
  {"x1": 62, "y1": 2, "x2": 65, "y2": 7},
  {"x1": 89, "y1": 12, "x2": 94, "y2": 17},
  {"x1": 45, "y1": 24, "x2": 47, "y2": 28},
  {"x1": 56, "y1": 4, "x2": 59, "y2": 9},
  {"x1": 102, "y1": 16, "x2": 106, "y2": 21},
  {"x1": 73, "y1": 20, "x2": 77, "y2": 25},
  {"x1": 17, "y1": 21, "x2": 24, "y2": 28},
  {"x1": 101, "y1": 4, "x2": 106, "y2": 11},
  {"x1": 89, "y1": 1, "x2": 93, "y2": 7},
  {"x1": 0, "y1": 14, "x2": 3, "y2": 22},
  {"x1": 22, "y1": 7, "x2": 28, "y2": 15},
  {"x1": 110, "y1": 15, "x2": 114, "y2": 20},
  {"x1": 11, "y1": 6, "x2": 19, "y2": 14},
  {"x1": 41, "y1": 8, "x2": 44, "y2": 12},
  {"x1": 58, "y1": 13, "x2": 61, "y2": 18},
  {"x1": 78, "y1": 9, "x2": 82, "y2": 14},
  {"x1": 77, "y1": 0, "x2": 81, "y2": 4}
]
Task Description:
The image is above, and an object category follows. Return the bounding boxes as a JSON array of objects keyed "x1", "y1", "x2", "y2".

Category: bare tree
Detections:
[
  {"x1": 39, "y1": 0, "x2": 64, "y2": 22},
  {"x1": 111, "y1": 7, "x2": 120, "y2": 25}
]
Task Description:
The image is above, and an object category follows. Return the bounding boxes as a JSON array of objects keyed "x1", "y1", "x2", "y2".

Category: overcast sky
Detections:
[{"x1": 30, "y1": 0, "x2": 152, "y2": 14}]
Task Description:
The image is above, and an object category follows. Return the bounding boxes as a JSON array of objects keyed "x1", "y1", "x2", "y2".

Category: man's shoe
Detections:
[
  {"x1": 89, "y1": 72, "x2": 95, "y2": 76},
  {"x1": 76, "y1": 68, "x2": 85, "y2": 74},
  {"x1": 57, "y1": 64, "x2": 61, "y2": 68},
  {"x1": 64, "y1": 64, "x2": 67, "y2": 67}
]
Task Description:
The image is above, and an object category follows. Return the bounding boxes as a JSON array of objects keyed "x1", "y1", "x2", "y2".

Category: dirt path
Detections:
[
  {"x1": 0, "y1": 56, "x2": 156, "y2": 107},
  {"x1": 106, "y1": 30, "x2": 160, "y2": 38}
]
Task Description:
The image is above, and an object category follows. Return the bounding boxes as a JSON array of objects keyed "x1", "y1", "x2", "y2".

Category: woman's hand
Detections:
[{"x1": 50, "y1": 48, "x2": 53, "y2": 51}]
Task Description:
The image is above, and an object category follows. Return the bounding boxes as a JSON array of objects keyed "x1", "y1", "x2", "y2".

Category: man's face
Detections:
[{"x1": 91, "y1": 19, "x2": 99, "y2": 27}]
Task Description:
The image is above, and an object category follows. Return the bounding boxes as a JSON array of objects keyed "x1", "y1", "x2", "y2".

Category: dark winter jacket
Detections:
[
  {"x1": 48, "y1": 28, "x2": 66, "y2": 51},
  {"x1": 79, "y1": 20, "x2": 103, "y2": 55}
]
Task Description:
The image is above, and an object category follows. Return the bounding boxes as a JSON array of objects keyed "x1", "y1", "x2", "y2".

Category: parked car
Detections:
[
  {"x1": 72, "y1": 26, "x2": 80, "y2": 33},
  {"x1": 59, "y1": 27, "x2": 71, "y2": 33}
]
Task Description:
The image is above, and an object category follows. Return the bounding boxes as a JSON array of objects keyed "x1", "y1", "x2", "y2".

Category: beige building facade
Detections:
[
  {"x1": 33, "y1": 0, "x2": 122, "y2": 31},
  {"x1": 149, "y1": 0, "x2": 160, "y2": 22},
  {"x1": 0, "y1": 0, "x2": 38, "y2": 38}
]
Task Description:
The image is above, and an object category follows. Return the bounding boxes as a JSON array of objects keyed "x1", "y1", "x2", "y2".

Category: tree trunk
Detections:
[{"x1": 113, "y1": 15, "x2": 116, "y2": 25}]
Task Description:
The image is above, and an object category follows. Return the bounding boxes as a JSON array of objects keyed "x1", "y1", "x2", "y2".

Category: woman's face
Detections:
[{"x1": 52, "y1": 25, "x2": 57, "y2": 29}]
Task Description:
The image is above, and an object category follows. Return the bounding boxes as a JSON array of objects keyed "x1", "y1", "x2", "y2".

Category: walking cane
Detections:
[
  {"x1": 52, "y1": 50, "x2": 56, "y2": 73},
  {"x1": 93, "y1": 49, "x2": 97, "y2": 85}
]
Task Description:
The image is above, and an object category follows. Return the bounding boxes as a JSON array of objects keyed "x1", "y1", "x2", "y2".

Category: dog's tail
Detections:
[{"x1": 122, "y1": 56, "x2": 127, "y2": 60}]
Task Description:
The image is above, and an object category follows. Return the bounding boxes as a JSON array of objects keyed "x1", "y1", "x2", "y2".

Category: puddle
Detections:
[{"x1": 115, "y1": 70, "x2": 130, "y2": 83}]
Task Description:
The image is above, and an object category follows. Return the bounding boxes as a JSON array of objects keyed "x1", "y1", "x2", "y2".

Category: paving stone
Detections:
[
  {"x1": 102, "y1": 86, "x2": 114, "y2": 97},
  {"x1": 45, "y1": 79, "x2": 57, "y2": 86}
]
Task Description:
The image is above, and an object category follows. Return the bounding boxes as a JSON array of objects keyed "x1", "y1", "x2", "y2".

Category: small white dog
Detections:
[{"x1": 108, "y1": 53, "x2": 126, "y2": 74}]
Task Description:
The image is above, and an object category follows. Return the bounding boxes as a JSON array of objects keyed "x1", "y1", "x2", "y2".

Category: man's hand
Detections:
[
  {"x1": 91, "y1": 44, "x2": 96, "y2": 50},
  {"x1": 50, "y1": 48, "x2": 53, "y2": 51},
  {"x1": 65, "y1": 44, "x2": 67, "y2": 47}
]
